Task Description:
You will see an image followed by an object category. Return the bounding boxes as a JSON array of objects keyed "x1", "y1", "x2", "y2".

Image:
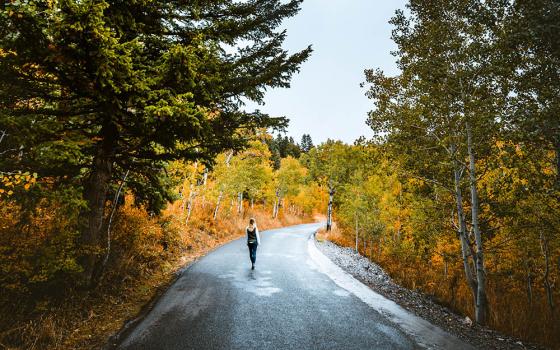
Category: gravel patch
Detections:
[{"x1": 315, "y1": 239, "x2": 545, "y2": 350}]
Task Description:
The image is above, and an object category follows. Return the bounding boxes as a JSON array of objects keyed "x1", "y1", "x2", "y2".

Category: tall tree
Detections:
[
  {"x1": 0, "y1": 0, "x2": 311, "y2": 286},
  {"x1": 502, "y1": 0, "x2": 560, "y2": 187},
  {"x1": 300, "y1": 134, "x2": 314, "y2": 153},
  {"x1": 364, "y1": 0, "x2": 509, "y2": 324},
  {"x1": 307, "y1": 140, "x2": 357, "y2": 231},
  {"x1": 272, "y1": 156, "x2": 306, "y2": 218}
]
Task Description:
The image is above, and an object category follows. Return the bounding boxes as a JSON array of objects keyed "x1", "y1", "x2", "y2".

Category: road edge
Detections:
[
  {"x1": 103, "y1": 259, "x2": 199, "y2": 350},
  {"x1": 103, "y1": 233, "x2": 244, "y2": 350},
  {"x1": 307, "y1": 231, "x2": 476, "y2": 350}
]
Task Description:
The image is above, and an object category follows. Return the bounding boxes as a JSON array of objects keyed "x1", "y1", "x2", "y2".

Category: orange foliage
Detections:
[{"x1": 0, "y1": 189, "x2": 312, "y2": 350}]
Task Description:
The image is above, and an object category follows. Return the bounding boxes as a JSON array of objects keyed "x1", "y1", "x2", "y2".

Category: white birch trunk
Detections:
[
  {"x1": 237, "y1": 192, "x2": 243, "y2": 215},
  {"x1": 452, "y1": 143, "x2": 478, "y2": 308},
  {"x1": 326, "y1": 185, "x2": 335, "y2": 231},
  {"x1": 213, "y1": 192, "x2": 223, "y2": 220},
  {"x1": 466, "y1": 121, "x2": 487, "y2": 324},
  {"x1": 101, "y1": 170, "x2": 129, "y2": 273},
  {"x1": 273, "y1": 189, "x2": 280, "y2": 218},
  {"x1": 212, "y1": 151, "x2": 234, "y2": 220},
  {"x1": 185, "y1": 188, "x2": 196, "y2": 226},
  {"x1": 540, "y1": 232, "x2": 554, "y2": 313},
  {"x1": 355, "y1": 215, "x2": 359, "y2": 253}
]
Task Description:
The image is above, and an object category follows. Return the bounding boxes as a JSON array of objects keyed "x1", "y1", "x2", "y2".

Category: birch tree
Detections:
[
  {"x1": 307, "y1": 141, "x2": 357, "y2": 231},
  {"x1": 364, "y1": 0, "x2": 509, "y2": 324}
]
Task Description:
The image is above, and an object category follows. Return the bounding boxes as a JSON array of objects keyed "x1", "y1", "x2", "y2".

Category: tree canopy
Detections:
[{"x1": 0, "y1": 0, "x2": 311, "y2": 285}]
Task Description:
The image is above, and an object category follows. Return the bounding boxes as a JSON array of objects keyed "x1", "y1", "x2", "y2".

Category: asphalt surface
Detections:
[{"x1": 117, "y1": 223, "x2": 471, "y2": 350}]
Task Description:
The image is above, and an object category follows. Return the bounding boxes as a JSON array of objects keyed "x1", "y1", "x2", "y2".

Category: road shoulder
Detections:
[{"x1": 314, "y1": 238, "x2": 542, "y2": 350}]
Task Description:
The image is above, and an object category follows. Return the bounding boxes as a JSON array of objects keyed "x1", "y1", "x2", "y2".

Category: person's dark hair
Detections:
[{"x1": 249, "y1": 218, "x2": 255, "y2": 225}]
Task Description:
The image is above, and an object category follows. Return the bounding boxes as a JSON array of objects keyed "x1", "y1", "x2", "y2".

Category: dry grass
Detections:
[{"x1": 316, "y1": 223, "x2": 350, "y2": 247}]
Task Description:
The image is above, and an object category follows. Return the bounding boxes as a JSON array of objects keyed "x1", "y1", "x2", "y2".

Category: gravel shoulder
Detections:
[{"x1": 315, "y1": 239, "x2": 545, "y2": 350}]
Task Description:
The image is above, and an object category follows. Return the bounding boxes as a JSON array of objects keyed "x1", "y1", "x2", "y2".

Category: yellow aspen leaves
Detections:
[{"x1": 0, "y1": 171, "x2": 38, "y2": 198}]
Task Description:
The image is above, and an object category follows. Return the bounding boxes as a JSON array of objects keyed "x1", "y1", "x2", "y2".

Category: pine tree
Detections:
[
  {"x1": 0, "y1": 0, "x2": 311, "y2": 286},
  {"x1": 300, "y1": 134, "x2": 314, "y2": 152}
]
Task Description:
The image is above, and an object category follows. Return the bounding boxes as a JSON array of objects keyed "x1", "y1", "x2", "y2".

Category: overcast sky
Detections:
[{"x1": 245, "y1": 0, "x2": 408, "y2": 145}]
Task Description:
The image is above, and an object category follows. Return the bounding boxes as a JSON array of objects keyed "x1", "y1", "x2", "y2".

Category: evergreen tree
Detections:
[
  {"x1": 286, "y1": 136, "x2": 302, "y2": 158},
  {"x1": 300, "y1": 134, "x2": 314, "y2": 152},
  {"x1": 0, "y1": 0, "x2": 311, "y2": 286},
  {"x1": 266, "y1": 133, "x2": 301, "y2": 162}
]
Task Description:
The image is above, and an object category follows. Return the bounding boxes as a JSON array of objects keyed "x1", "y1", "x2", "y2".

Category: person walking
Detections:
[{"x1": 246, "y1": 218, "x2": 260, "y2": 270}]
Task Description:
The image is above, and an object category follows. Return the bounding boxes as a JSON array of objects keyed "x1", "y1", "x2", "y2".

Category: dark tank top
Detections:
[{"x1": 247, "y1": 228, "x2": 258, "y2": 244}]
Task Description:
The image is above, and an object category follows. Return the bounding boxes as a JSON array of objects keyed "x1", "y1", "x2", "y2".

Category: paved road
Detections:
[{"x1": 117, "y1": 223, "x2": 472, "y2": 350}]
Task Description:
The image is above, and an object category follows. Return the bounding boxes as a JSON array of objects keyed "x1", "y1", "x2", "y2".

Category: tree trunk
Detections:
[
  {"x1": 201, "y1": 168, "x2": 208, "y2": 209},
  {"x1": 525, "y1": 260, "x2": 533, "y2": 307},
  {"x1": 540, "y1": 232, "x2": 554, "y2": 314},
  {"x1": 326, "y1": 185, "x2": 335, "y2": 231},
  {"x1": 80, "y1": 122, "x2": 118, "y2": 287},
  {"x1": 212, "y1": 151, "x2": 233, "y2": 220},
  {"x1": 355, "y1": 215, "x2": 359, "y2": 253},
  {"x1": 273, "y1": 189, "x2": 280, "y2": 218},
  {"x1": 452, "y1": 143, "x2": 478, "y2": 311},
  {"x1": 396, "y1": 188, "x2": 402, "y2": 241},
  {"x1": 99, "y1": 170, "x2": 129, "y2": 280},
  {"x1": 466, "y1": 121, "x2": 488, "y2": 325},
  {"x1": 237, "y1": 192, "x2": 243, "y2": 215},
  {"x1": 183, "y1": 184, "x2": 193, "y2": 215},
  {"x1": 185, "y1": 188, "x2": 196, "y2": 225},
  {"x1": 180, "y1": 182, "x2": 187, "y2": 214},
  {"x1": 183, "y1": 161, "x2": 198, "y2": 215},
  {"x1": 213, "y1": 192, "x2": 223, "y2": 220}
]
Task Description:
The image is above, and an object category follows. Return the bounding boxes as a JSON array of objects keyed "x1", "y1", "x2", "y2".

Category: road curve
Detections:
[{"x1": 116, "y1": 223, "x2": 473, "y2": 350}]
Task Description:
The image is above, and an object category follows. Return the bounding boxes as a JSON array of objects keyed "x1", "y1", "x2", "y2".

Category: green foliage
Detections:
[
  {"x1": 225, "y1": 140, "x2": 274, "y2": 200},
  {"x1": 276, "y1": 156, "x2": 306, "y2": 198},
  {"x1": 501, "y1": 0, "x2": 560, "y2": 174},
  {"x1": 266, "y1": 133, "x2": 302, "y2": 169},
  {"x1": 306, "y1": 140, "x2": 360, "y2": 192},
  {"x1": 0, "y1": 0, "x2": 311, "y2": 285},
  {"x1": 300, "y1": 134, "x2": 314, "y2": 153}
]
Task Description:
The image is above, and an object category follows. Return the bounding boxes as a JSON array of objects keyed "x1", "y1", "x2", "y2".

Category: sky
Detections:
[{"x1": 245, "y1": 0, "x2": 408, "y2": 145}]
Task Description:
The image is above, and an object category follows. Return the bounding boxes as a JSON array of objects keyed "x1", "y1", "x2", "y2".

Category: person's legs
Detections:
[
  {"x1": 248, "y1": 243, "x2": 258, "y2": 268},
  {"x1": 248, "y1": 244, "x2": 253, "y2": 263},
  {"x1": 248, "y1": 244, "x2": 256, "y2": 263},
  {"x1": 252, "y1": 244, "x2": 258, "y2": 264}
]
